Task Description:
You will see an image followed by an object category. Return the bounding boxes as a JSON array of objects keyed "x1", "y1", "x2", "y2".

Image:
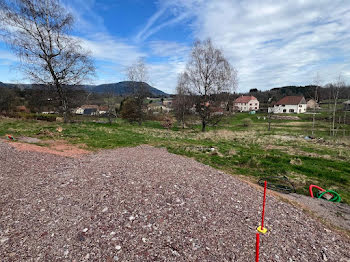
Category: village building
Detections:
[
  {"x1": 98, "y1": 106, "x2": 108, "y2": 115},
  {"x1": 75, "y1": 105, "x2": 99, "y2": 115},
  {"x1": 162, "y1": 99, "x2": 173, "y2": 107},
  {"x1": 148, "y1": 103, "x2": 171, "y2": 113},
  {"x1": 269, "y1": 96, "x2": 307, "y2": 114},
  {"x1": 15, "y1": 105, "x2": 30, "y2": 113},
  {"x1": 306, "y1": 99, "x2": 319, "y2": 110},
  {"x1": 344, "y1": 100, "x2": 350, "y2": 111},
  {"x1": 233, "y1": 96, "x2": 259, "y2": 112}
]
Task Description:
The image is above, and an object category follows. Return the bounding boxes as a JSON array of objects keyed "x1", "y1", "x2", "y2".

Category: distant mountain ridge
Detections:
[
  {"x1": 0, "y1": 81, "x2": 169, "y2": 97},
  {"x1": 88, "y1": 81, "x2": 168, "y2": 97}
]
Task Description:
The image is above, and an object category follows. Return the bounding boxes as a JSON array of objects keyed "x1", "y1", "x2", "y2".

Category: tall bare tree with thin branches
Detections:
[
  {"x1": 330, "y1": 75, "x2": 345, "y2": 136},
  {"x1": 0, "y1": 0, "x2": 95, "y2": 122},
  {"x1": 182, "y1": 38, "x2": 237, "y2": 131},
  {"x1": 173, "y1": 73, "x2": 193, "y2": 129},
  {"x1": 311, "y1": 73, "x2": 323, "y2": 136},
  {"x1": 126, "y1": 57, "x2": 150, "y2": 125}
]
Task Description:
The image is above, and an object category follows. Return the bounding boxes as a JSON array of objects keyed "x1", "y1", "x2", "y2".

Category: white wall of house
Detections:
[
  {"x1": 268, "y1": 104, "x2": 307, "y2": 114},
  {"x1": 234, "y1": 99, "x2": 259, "y2": 112},
  {"x1": 75, "y1": 108, "x2": 84, "y2": 115}
]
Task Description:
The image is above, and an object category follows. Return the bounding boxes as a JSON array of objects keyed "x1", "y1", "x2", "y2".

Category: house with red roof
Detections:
[
  {"x1": 233, "y1": 96, "x2": 259, "y2": 112},
  {"x1": 268, "y1": 96, "x2": 307, "y2": 114}
]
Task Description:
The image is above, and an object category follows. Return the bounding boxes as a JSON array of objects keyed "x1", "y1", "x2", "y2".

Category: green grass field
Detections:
[{"x1": 1, "y1": 113, "x2": 350, "y2": 204}]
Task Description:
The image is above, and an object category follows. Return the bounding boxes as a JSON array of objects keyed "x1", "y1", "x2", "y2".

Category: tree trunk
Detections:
[
  {"x1": 201, "y1": 119, "x2": 206, "y2": 132},
  {"x1": 62, "y1": 96, "x2": 69, "y2": 123},
  {"x1": 108, "y1": 113, "x2": 112, "y2": 125},
  {"x1": 344, "y1": 111, "x2": 347, "y2": 137},
  {"x1": 332, "y1": 102, "x2": 337, "y2": 136},
  {"x1": 182, "y1": 110, "x2": 185, "y2": 129}
]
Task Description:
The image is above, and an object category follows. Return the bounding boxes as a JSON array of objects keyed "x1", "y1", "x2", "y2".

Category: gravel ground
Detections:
[
  {"x1": 0, "y1": 141, "x2": 349, "y2": 261},
  {"x1": 286, "y1": 193, "x2": 350, "y2": 232}
]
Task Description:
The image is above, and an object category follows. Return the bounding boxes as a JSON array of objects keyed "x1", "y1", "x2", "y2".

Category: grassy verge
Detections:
[{"x1": 1, "y1": 114, "x2": 349, "y2": 204}]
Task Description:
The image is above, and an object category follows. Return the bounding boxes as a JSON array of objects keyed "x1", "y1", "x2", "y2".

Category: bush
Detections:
[
  {"x1": 161, "y1": 116, "x2": 174, "y2": 129},
  {"x1": 120, "y1": 98, "x2": 140, "y2": 123},
  {"x1": 36, "y1": 114, "x2": 57, "y2": 122},
  {"x1": 242, "y1": 118, "x2": 253, "y2": 127}
]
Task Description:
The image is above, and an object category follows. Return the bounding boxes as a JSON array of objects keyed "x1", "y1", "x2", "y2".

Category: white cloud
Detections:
[
  {"x1": 148, "y1": 41, "x2": 190, "y2": 58},
  {"x1": 135, "y1": 6, "x2": 167, "y2": 42},
  {"x1": 79, "y1": 34, "x2": 145, "y2": 66},
  {"x1": 2, "y1": 0, "x2": 350, "y2": 94},
  {"x1": 162, "y1": 0, "x2": 350, "y2": 92},
  {"x1": 0, "y1": 50, "x2": 18, "y2": 62},
  {"x1": 149, "y1": 60, "x2": 187, "y2": 94}
]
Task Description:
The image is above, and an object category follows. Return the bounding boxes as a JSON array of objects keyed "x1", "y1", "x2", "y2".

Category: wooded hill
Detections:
[{"x1": 0, "y1": 81, "x2": 168, "y2": 97}]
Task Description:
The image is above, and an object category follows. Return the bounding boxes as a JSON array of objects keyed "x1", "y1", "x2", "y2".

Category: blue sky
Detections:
[{"x1": 1, "y1": 0, "x2": 350, "y2": 93}]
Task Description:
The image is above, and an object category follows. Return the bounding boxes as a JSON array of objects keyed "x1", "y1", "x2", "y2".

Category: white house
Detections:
[
  {"x1": 234, "y1": 96, "x2": 259, "y2": 112},
  {"x1": 269, "y1": 96, "x2": 307, "y2": 114},
  {"x1": 74, "y1": 105, "x2": 99, "y2": 115},
  {"x1": 343, "y1": 100, "x2": 350, "y2": 111},
  {"x1": 74, "y1": 107, "x2": 84, "y2": 115}
]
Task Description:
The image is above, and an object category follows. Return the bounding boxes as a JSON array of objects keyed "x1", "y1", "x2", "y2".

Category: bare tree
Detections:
[
  {"x1": 126, "y1": 58, "x2": 150, "y2": 125},
  {"x1": 313, "y1": 73, "x2": 322, "y2": 103},
  {"x1": 182, "y1": 38, "x2": 237, "y2": 131},
  {"x1": 0, "y1": 0, "x2": 95, "y2": 122},
  {"x1": 104, "y1": 87, "x2": 117, "y2": 125},
  {"x1": 173, "y1": 73, "x2": 193, "y2": 129},
  {"x1": 311, "y1": 73, "x2": 323, "y2": 136},
  {"x1": 330, "y1": 75, "x2": 345, "y2": 136}
]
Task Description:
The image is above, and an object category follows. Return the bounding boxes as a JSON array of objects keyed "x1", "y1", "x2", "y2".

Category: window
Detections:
[
  {"x1": 289, "y1": 109, "x2": 294, "y2": 113},
  {"x1": 299, "y1": 105, "x2": 302, "y2": 107},
  {"x1": 255, "y1": 107, "x2": 257, "y2": 109},
  {"x1": 255, "y1": 103, "x2": 258, "y2": 105},
  {"x1": 282, "y1": 105, "x2": 285, "y2": 107},
  {"x1": 283, "y1": 109, "x2": 287, "y2": 112}
]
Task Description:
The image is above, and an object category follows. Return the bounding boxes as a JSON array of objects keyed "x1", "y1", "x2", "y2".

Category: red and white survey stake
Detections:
[{"x1": 257, "y1": 180, "x2": 267, "y2": 234}]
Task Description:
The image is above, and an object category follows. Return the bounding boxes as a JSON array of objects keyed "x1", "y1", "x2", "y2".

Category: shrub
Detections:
[
  {"x1": 161, "y1": 116, "x2": 174, "y2": 129},
  {"x1": 120, "y1": 98, "x2": 140, "y2": 123},
  {"x1": 242, "y1": 118, "x2": 253, "y2": 127},
  {"x1": 36, "y1": 114, "x2": 57, "y2": 122}
]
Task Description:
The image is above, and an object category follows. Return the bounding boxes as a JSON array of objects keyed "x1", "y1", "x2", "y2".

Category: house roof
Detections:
[
  {"x1": 276, "y1": 96, "x2": 306, "y2": 105},
  {"x1": 307, "y1": 99, "x2": 316, "y2": 102},
  {"x1": 81, "y1": 105, "x2": 99, "y2": 109},
  {"x1": 99, "y1": 106, "x2": 108, "y2": 111},
  {"x1": 234, "y1": 96, "x2": 257, "y2": 103},
  {"x1": 16, "y1": 105, "x2": 27, "y2": 111}
]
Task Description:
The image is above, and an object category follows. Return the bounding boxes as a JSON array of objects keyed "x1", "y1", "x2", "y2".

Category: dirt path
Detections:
[
  {"x1": 0, "y1": 141, "x2": 349, "y2": 261},
  {"x1": 7, "y1": 138, "x2": 90, "y2": 158}
]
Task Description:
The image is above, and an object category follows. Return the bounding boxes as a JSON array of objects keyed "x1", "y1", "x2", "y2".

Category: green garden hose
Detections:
[{"x1": 317, "y1": 190, "x2": 341, "y2": 203}]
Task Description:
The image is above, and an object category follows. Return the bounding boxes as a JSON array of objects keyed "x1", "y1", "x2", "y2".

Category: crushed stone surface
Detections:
[
  {"x1": 286, "y1": 193, "x2": 350, "y2": 232},
  {"x1": 0, "y1": 141, "x2": 349, "y2": 261}
]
